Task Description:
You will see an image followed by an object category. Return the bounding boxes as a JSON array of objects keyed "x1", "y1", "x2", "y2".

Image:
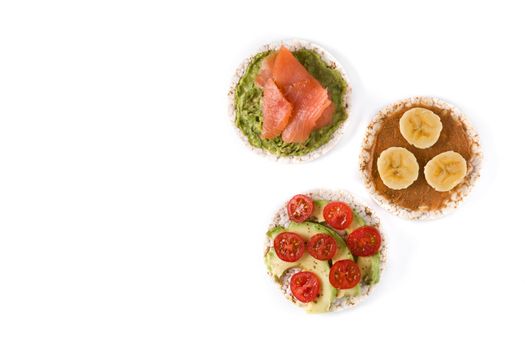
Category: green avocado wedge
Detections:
[
  {"x1": 357, "y1": 254, "x2": 381, "y2": 285},
  {"x1": 311, "y1": 200, "x2": 329, "y2": 222}
]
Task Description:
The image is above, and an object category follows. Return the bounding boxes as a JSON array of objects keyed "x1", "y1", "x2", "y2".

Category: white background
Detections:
[{"x1": 1, "y1": 1, "x2": 524, "y2": 349}]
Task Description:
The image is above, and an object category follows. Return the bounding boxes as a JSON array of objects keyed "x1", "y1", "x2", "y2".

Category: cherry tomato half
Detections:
[
  {"x1": 347, "y1": 226, "x2": 382, "y2": 257},
  {"x1": 307, "y1": 233, "x2": 337, "y2": 260},
  {"x1": 287, "y1": 194, "x2": 314, "y2": 223},
  {"x1": 273, "y1": 232, "x2": 305, "y2": 262},
  {"x1": 329, "y1": 259, "x2": 361, "y2": 289},
  {"x1": 290, "y1": 271, "x2": 321, "y2": 303},
  {"x1": 323, "y1": 201, "x2": 353, "y2": 230}
]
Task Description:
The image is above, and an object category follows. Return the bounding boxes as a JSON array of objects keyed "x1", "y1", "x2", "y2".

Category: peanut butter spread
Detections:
[{"x1": 367, "y1": 103, "x2": 472, "y2": 211}]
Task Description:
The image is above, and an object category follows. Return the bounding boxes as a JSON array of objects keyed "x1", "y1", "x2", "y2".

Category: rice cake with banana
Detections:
[{"x1": 359, "y1": 96, "x2": 482, "y2": 220}]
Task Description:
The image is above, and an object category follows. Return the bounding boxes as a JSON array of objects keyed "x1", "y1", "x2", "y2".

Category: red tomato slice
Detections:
[
  {"x1": 290, "y1": 271, "x2": 321, "y2": 303},
  {"x1": 273, "y1": 232, "x2": 305, "y2": 262},
  {"x1": 287, "y1": 194, "x2": 314, "y2": 223},
  {"x1": 307, "y1": 233, "x2": 337, "y2": 260},
  {"x1": 323, "y1": 201, "x2": 353, "y2": 230},
  {"x1": 329, "y1": 259, "x2": 361, "y2": 289},
  {"x1": 347, "y1": 226, "x2": 382, "y2": 257}
]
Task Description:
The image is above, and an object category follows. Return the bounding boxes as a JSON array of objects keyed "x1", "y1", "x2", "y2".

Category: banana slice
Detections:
[
  {"x1": 399, "y1": 108, "x2": 443, "y2": 149},
  {"x1": 424, "y1": 151, "x2": 467, "y2": 192},
  {"x1": 377, "y1": 147, "x2": 419, "y2": 190}
]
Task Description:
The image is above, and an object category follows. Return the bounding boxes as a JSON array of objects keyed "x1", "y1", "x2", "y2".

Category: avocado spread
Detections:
[{"x1": 235, "y1": 49, "x2": 348, "y2": 156}]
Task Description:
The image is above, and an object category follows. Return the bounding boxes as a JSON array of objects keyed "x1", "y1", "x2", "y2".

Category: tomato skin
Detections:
[
  {"x1": 307, "y1": 234, "x2": 337, "y2": 260},
  {"x1": 273, "y1": 232, "x2": 305, "y2": 262},
  {"x1": 323, "y1": 201, "x2": 353, "y2": 230},
  {"x1": 287, "y1": 195, "x2": 314, "y2": 223},
  {"x1": 329, "y1": 259, "x2": 361, "y2": 289},
  {"x1": 347, "y1": 226, "x2": 382, "y2": 257},
  {"x1": 290, "y1": 271, "x2": 321, "y2": 303}
]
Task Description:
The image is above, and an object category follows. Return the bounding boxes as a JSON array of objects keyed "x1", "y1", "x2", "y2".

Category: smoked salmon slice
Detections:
[
  {"x1": 257, "y1": 46, "x2": 333, "y2": 143},
  {"x1": 261, "y1": 78, "x2": 293, "y2": 139},
  {"x1": 314, "y1": 101, "x2": 335, "y2": 130},
  {"x1": 273, "y1": 47, "x2": 330, "y2": 143},
  {"x1": 281, "y1": 79, "x2": 330, "y2": 143},
  {"x1": 255, "y1": 52, "x2": 276, "y2": 87},
  {"x1": 271, "y1": 47, "x2": 317, "y2": 88}
]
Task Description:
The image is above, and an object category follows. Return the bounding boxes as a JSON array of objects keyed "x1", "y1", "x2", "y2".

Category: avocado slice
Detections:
[
  {"x1": 312, "y1": 201, "x2": 366, "y2": 232},
  {"x1": 311, "y1": 200, "x2": 329, "y2": 222},
  {"x1": 335, "y1": 212, "x2": 369, "y2": 296},
  {"x1": 297, "y1": 255, "x2": 335, "y2": 313},
  {"x1": 264, "y1": 249, "x2": 296, "y2": 279},
  {"x1": 265, "y1": 226, "x2": 292, "y2": 278},
  {"x1": 287, "y1": 221, "x2": 345, "y2": 246},
  {"x1": 332, "y1": 240, "x2": 361, "y2": 297},
  {"x1": 288, "y1": 221, "x2": 351, "y2": 261},
  {"x1": 265, "y1": 226, "x2": 294, "y2": 279},
  {"x1": 264, "y1": 247, "x2": 335, "y2": 313},
  {"x1": 266, "y1": 225, "x2": 286, "y2": 239},
  {"x1": 345, "y1": 210, "x2": 366, "y2": 234},
  {"x1": 337, "y1": 283, "x2": 361, "y2": 298},
  {"x1": 357, "y1": 253, "x2": 381, "y2": 285}
]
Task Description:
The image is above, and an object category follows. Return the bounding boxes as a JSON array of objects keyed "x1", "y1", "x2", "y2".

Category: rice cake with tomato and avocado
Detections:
[
  {"x1": 264, "y1": 189, "x2": 386, "y2": 313},
  {"x1": 229, "y1": 40, "x2": 351, "y2": 162}
]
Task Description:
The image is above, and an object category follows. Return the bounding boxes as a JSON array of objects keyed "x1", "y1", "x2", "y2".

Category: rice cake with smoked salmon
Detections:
[{"x1": 229, "y1": 40, "x2": 351, "y2": 162}]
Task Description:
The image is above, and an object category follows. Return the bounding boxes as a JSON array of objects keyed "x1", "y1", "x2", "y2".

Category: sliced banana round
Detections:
[
  {"x1": 424, "y1": 151, "x2": 467, "y2": 192},
  {"x1": 377, "y1": 147, "x2": 419, "y2": 190},
  {"x1": 399, "y1": 107, "x2": 443, "y2": 149}
]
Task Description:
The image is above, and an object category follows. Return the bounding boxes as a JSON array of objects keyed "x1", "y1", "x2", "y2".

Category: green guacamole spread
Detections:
[{"x1": 234, "y1": 49, "x2": 348, "y2": 157}]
